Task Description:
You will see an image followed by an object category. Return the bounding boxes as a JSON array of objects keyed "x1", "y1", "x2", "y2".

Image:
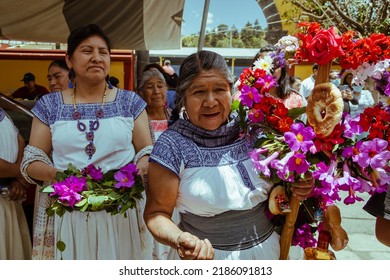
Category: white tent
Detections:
[{"x1": 0, "y1": 0, "x2": 184, "y2": 50}]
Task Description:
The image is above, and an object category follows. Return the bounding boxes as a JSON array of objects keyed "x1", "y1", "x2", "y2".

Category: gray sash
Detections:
[{"x1": 179, "y1": 202, "x2": 274, "y2": 251}]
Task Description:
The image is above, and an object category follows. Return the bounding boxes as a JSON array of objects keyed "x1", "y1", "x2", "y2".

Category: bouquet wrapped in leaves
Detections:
[{"x1": 41, "y1": 163, "x2": 144, "y2": 217}]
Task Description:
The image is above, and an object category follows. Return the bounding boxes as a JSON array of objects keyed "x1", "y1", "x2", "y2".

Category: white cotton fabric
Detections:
[
  {"x1": 51, "y1": 117, "x2": 136, "y2": 173},
  {"x1": 176, "y1": 159, "x2": 273, "y2": 217},
  {"x1": 49, "y1": 116, "x2": 152, "y2": 260},
  {"x1": 167, "y1": 231, "x2": 280, "y2": 260},
  {"x1": 0, "y1": 114, "x2": 32, "y2": 259}
]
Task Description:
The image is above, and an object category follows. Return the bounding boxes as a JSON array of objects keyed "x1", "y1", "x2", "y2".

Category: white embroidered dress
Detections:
[
  {"x1": 0, "y1": 108, "x2": 32, "y2": 259},
  {"x1": 31, "y1": 90, "x2": 152, "y2": 260},
  {"x1": 150, "y1": 126, "x2": 280, "y2": 260}
]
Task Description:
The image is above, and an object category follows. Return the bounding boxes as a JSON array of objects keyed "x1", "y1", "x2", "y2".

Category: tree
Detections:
[{"x1": 283, "y1": 0, "x2": 389, "y2": 36}]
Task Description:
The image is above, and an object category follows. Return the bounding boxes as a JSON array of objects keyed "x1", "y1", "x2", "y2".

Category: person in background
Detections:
[
  {"x1": 162, "y1": 59, "x2": 175, "y2": 76},
  {"x1": 348, "y1": 83, "x2": 375, "y2": 118},
  {"x1": 329, "y1": 69, "x2": 340, "y2": 88},
  {"x1": 137, "y1": 67, "x2": 180, "y2": 259},
  {"x1": 144, "y1": 50, "x2": 314, "y2": 260},
  {"x1": 339, "y1": 72, "x2": 356, "y2": 113},
  {"x1": 142, "y1": 63, "x2": 177, "y2": 110},
  {"x1": 363, "y1": 186, "x2": 390, "y2": 247},
  {"x1": 289, "y1": 76, "x2": 302, "y2": 94},
  {"x1": 47, "y1": 60, "x2": 69, "y2": 92},
  {"x1": 299, "y1": 63, "x2": 318, "y2": 99},
  {"x1": 137, "y1": 68, "x2": 171, "y2": 141},
  {"x1": 21, "y1": 24, "x2": 153, "y2": 260},
  {"x1": 11, "y1": 72, "x2": 49, "y2": 100},
  {"x1": 232, "y1": 45, "x2": 277, "y2": 99},
  {"x1": 109, "y1": 76, "x2": 119, "y2": 88},
  {"x1": 0, "y1": 108, "x2": 32, "y2": 259}
]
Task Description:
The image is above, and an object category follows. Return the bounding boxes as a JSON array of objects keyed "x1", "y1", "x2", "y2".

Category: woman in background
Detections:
[
  {"x1": 0, "y1": 108, "x2": 32, "y2": 259},
  {"x1": 47, "y1": 60, "x2": 70, "y2": 92}
]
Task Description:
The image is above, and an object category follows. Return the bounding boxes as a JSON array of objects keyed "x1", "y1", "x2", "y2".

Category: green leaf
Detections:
[
  {"x1": 55, "y1": 206, "x2": 67, "y2": 217},
  {"x1": 231, "y1": 99, "x2": 241, "y2": 111},
  {"x1": 56, "y1": 240, "x2": 66, "y2": 252},
  {"x1": 287, "y1": 106, "x2": 306, "y2": 119},
  {"x1": 46, "y1": 207, "x2": 55, "y2": 217},
  {"x1": 74, "y1": 198, "x2": 87, "y2": 207},
  {"x1": 88, "y1": 195, "x2": 108, "y2": 210},
  {"x1": 40, "y1": 186, "x2": 54, "y2": 193}
]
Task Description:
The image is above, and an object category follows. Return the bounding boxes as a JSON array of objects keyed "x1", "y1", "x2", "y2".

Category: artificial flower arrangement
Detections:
[
  {"x1": 233, "y1": 22, "x2": 390, "y2": 259},
  {"x1": 40, "y1": 163, "x2": 144, "y2": 218}
]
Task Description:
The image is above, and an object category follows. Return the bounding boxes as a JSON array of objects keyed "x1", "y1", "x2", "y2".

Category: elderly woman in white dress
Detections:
[{"x1": 144, "y1": 50, "x2": 313, "y2": 260}]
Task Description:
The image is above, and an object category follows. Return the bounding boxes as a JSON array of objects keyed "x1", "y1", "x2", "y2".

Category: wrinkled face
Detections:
[
  {"x1": 141, "y1": 77, "x2": 167, "y2": 109},
  {"x1": 184, "y1": 70, "x2": 232, "y2": 131},
  {"x1": 292, "y1": 79, "x2": 301, "y2": 91},
  {"x1": 47, "y1": 65, "x2": 69, "y2": 92},
  {"x1": 66, "y1": 35, "x2": 110, "y2": 83}
]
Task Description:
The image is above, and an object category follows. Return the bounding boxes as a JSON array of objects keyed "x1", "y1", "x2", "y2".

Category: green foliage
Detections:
[
  {"x1": 284, "y1": 0, "x2": 389, "y2": 36},
  {"x1": 41, "y1": 163, "x2": 144, "y2": 217},
  {"x1": 182, "y1": 20, "x2": 267, "y2": 48}
]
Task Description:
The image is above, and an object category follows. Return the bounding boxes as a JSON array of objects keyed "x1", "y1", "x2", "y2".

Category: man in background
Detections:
[
  {"x1": 11, "y1": 72, "x2": 49, "y2": 100},
  {"x1": 299, "y1": 64, "x2": 318, "y2": 99}
]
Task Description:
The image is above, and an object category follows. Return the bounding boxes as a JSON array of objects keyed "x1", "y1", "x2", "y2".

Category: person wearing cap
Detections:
[{"x1": 11, "y1": 72, "x2": 49, "y2": 100}]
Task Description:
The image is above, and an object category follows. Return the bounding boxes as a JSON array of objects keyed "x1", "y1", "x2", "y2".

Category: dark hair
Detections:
[
  {"x1": 313, "y1": 63, "x2": 319, "y2": 70},
  {"x1": 48, "y1": 59, "x2": 69, "y2": 71},
  {"x1": 289, "y1": 76, "x2": 301, "y2": 85},
  {"x1": 276, "y1": 66, "x2": 290, "y2": 99},
  {"x1": 341, "y1": 73, "x2": 353, "y2": 86},
  {"x1": 252, "y1": 44, "x2": 277, "y2": 65},
  {"x1": 67, "y1": 24, "x2": 111, "y2": 57},
  {"x1": 109, "y1": 76, "x2": 119, "y2": 87},
  {"x1": 171, "y1": 50, "x2": 234, "y2": 123}
]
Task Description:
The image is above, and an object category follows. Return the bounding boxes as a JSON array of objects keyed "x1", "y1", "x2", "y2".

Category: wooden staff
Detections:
[
  {"x1": 279, "y1": 195, "x2": 300, "y2": 259},
  {"x1": 279, "y1": 61, "x2": 332, "y2": 260}
]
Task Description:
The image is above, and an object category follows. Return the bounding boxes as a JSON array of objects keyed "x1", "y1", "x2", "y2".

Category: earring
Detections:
[
  {"x1": 106, "y1": 75, "x2": 113, "y2": 89},
  {"x1": 68, "y1": 69, "x2": 75, "y2": 88}
]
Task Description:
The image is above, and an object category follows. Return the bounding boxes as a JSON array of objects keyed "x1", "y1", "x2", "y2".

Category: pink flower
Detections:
[
  {"x1": 287, "y1": 153, "x2": 310, "y2": 174},
  {"x1": 82, "y1": 164, "x2": 103, "y2": 181},
  {"x1": 114, "y1": 163, "x2": 138, "y2": 189},
  {"x1": 51, "y1": 175, "x2": 87, "y2": 207},
  {"x1": 284, "y1": 123, "x2": 315, "y2": 153},
  {"x1": 239, "y1": 85, "x2": 261, "y2": 108}
]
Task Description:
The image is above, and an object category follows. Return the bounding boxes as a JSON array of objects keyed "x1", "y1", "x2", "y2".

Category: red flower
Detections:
[{"x1": 295, "y1": 23, "x2": 344, "y2": 65}]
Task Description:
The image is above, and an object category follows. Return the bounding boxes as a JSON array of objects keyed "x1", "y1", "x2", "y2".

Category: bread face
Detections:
[
  {"x1": 269, "y1": 185, "x2": 291, "y2": 215},
  {"x1": 306, "y1": 83, "x2": 344, "y2": 137}
]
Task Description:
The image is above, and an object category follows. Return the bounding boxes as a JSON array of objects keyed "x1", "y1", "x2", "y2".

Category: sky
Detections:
[{"x1": 181, "y1": 0, "x2": 268, "y2": 36}]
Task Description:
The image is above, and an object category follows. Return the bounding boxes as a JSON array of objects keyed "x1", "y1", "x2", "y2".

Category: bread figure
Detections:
[
  {"x1": 269, "y1": 185, "x2": 291, "y2": 215},
  {"x1": 322, "y1": 204, "x2": 349, "y2": 251},
  {"x1": 306, "y1": 83, "x2": 344, "y2": 137}
]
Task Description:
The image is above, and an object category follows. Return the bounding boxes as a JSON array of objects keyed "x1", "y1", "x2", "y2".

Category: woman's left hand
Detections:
[{"x1": 290, "y1": 174, "x2": 314, "y2": 201}]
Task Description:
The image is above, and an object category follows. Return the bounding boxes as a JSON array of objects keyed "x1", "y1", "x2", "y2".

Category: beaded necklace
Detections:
[{"x1": 72, "y1": 85, "x2": 107, "y2": 160}]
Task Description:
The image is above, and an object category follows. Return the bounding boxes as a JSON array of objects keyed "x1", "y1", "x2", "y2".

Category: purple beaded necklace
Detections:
[{"x1": 72, "y1": 85, "x2": 107, "y2": 160}]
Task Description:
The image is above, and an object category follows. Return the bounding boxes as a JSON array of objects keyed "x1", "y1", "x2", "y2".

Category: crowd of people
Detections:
[{"x1": 0, "y1": 23, "x2": 388, "y2": 261}]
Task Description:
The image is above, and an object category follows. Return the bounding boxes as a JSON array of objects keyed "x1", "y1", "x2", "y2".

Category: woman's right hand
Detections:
[
  {"x1": 176, "y1": 232, "x2": 214, "y2": 260},
  {"x1": 7, "y1": 179, "x2": 27, "y2": 201}
]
